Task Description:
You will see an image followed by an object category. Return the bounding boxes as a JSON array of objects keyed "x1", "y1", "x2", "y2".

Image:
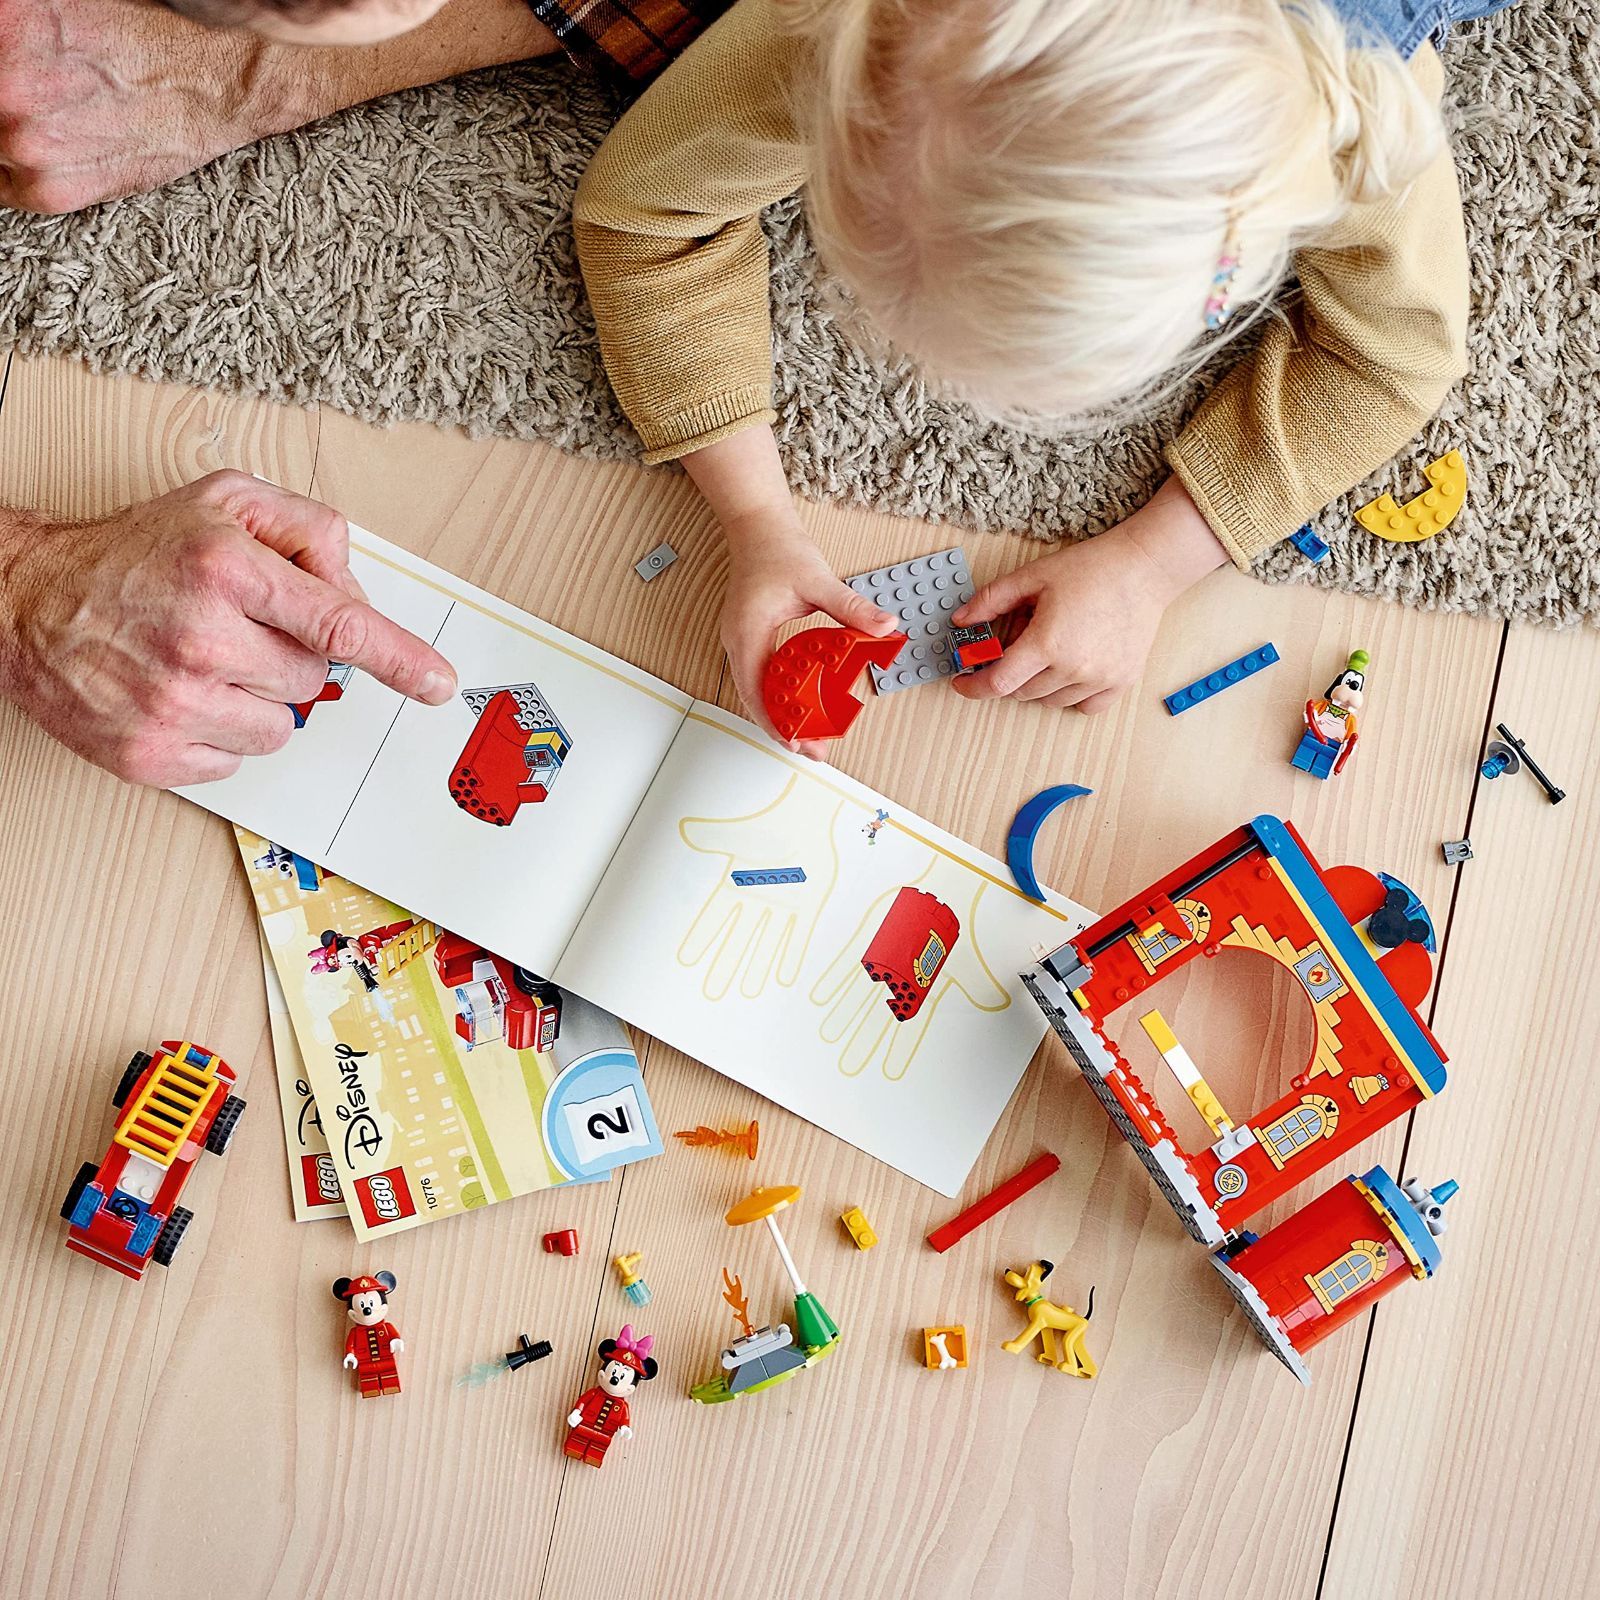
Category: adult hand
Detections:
[
  {"x1": 0, "y1": 470, "x2": 456, "y2": 786},
  {"x1": 0, "y1": 0, "x2": 555, "y2": 214}
]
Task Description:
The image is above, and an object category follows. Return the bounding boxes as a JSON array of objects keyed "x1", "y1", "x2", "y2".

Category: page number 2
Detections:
[{"x1": 563, "y1": 1086, "x2": 650, "y2": 1160}]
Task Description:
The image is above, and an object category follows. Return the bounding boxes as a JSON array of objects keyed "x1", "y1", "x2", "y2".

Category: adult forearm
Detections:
[
  {"x1": 0, "y1": 0, "x2": 557, "y2": 214},
  {"x1": 0, "y1": 503, "x2": 48, "y2": 704},
  {"x1": 307, "y1": 0, "x2": 557, "y2": 118}
]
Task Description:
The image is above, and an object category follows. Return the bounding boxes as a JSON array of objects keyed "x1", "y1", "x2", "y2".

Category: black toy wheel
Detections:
[
  {"x1": 60, "y1": 1162, "x2": 99, "y2": 1221},
  {"x1": 152, "y1": 1207, "x2": 193, "y2": 1267},
  {"x1": 112, "y1": 1052, "x2": 152, "y2": 1108},
  {"x1": 205, "y1": 1095, "x2": 247, "y2": 1156}
]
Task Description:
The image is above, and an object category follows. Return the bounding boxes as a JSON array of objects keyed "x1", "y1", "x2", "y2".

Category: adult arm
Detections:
[
  {"x1": 1166, "y1": 44, "x2": 1469, "y2": 566},
  {"x1": 0, "y1": 0, "x2": 555, "y2": 214}
]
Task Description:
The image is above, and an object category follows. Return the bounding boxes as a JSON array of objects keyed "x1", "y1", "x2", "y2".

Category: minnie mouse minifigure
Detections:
[{"x1": 563, "y1": 1326, "x2": 657, "y2": 1467}]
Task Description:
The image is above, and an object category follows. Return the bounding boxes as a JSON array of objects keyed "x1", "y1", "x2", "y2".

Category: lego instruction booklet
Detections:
[
  {"x1": 245, "y1": 837, "x2": 657, "y2": 1240},
  {"x1": 186, "y1": 529, "x2": 1092, "y2": 1196}
]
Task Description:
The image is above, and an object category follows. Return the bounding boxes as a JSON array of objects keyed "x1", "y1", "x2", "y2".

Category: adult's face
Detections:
[{"x1": 156, "y1": 0, "x2": 451, "y2": 46}]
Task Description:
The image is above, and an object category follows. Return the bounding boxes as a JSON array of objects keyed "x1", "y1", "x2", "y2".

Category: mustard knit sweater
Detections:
[{"x1": 573, "y1": 0, "x2": 1469, "y2": 566}]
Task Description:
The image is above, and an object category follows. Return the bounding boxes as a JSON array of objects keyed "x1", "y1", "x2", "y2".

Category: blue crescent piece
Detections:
[{"x1": 1007, "y1": 785, "x2": 1093, "y2": 902}]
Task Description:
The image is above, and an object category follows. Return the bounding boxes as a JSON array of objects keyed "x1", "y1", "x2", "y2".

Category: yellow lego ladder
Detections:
[
  {"x1": 378, "y1": 922, "x2": 438, "y2": 977},
  {"x1": 114, "y1": 1043, "x2": 219, "y2": 1166}
]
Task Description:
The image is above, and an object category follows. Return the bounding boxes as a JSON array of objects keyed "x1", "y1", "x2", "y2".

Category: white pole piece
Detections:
[{"x1": 765, "y1": 1214, "x2": 806, "y2": 1295}]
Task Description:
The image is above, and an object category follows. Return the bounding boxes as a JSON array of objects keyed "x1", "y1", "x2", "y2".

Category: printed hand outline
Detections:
[
  {"x1": 677, "y1": 776, "x2": 843, "y2": 1001},
  {"x1": 809, "y1": 866, "x2": 1012, "y2": 1080}
]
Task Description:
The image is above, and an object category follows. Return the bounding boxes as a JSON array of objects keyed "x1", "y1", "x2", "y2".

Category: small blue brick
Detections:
[
  {"x1": 1289, "y1": 525, "x2": 1330, "y2": 563},
  {"x1": 1164, "y1": 643, "x2": 1281, "y2": 715},
  {"x1": 730, "y1": 867, "x2": 807, "y2": 887}
]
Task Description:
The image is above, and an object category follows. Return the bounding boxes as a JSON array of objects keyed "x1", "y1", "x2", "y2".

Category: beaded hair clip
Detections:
[{"x1": 1204, "y1": 212, "x2": 1243, "y2": 331}]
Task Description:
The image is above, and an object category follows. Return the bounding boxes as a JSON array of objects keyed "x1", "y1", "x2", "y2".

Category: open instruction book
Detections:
[{"x1": 180, "y1": 529, "x2": 1092, "y2": 1195}]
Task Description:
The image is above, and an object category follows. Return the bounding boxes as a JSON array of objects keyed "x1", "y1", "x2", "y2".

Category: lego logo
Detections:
[
  {"x1": 355, "y1": 1166, "x2": 417, "y2": 1227},
  {"x1": 302, "y1": 1153, "x2": 343, "y2": 1207}
]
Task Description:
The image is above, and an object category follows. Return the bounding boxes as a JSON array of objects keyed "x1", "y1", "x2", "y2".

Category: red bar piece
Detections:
[{"x1": 927, "y1": 1152, "x2": 1061, "y2": 1253}]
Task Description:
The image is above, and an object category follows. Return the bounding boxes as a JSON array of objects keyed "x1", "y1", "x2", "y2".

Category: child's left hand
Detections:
[{"x1": 951, "y1": 477, "x2": 1231, "y2": 713}]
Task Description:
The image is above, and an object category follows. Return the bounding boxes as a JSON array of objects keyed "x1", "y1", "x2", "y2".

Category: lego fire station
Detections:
[{"x1": 1025, "y1": 814, "x2": 1458, "y2": 1381}]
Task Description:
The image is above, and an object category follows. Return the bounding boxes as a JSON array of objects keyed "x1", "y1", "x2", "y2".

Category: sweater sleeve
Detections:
[
  {"x1": 1166, "y1": 44, "x2": 1469, "y2": 567},
  {"x1": 573, "y1": 0, "x2": 807, "y2": 464}
]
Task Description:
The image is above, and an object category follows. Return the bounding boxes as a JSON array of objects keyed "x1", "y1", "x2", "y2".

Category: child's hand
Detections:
[
  {"x1": 952, "y1": 478, "x2": 1231, "y2": 713},
  {"x1": 721, "y1": 509, "x2": 899, "y2": 757},
  {"x1": 684, "y1": 427, "x2": 899, "y2": 758}
]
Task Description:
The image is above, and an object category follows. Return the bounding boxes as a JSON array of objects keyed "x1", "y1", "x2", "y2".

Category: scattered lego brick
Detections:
[
  {"x1": 845, "y1": 547, "x2": 977, "y2": 694},
  {"x1": 1441, "y1": 838, "x2": 1473, "y2": 865},
  {"x1": 542, "y1": 1228, "x2": 579, "y2": 1256},
  {"x1": 923, "y1": 1326, "x2": 968, "y2": 1369},
  {"x1": 674, "y1": 1121, "x2": 760, "y2": 1160},
  {"x1": 634, "y1": 542, "x2": 678, "y2": 582},
  {"x1": 1006, "y1": 783, "x2": 1093, "y2": 902},
  {"x1": 926, "y1": 1152, "x2": 1060, "y2": 1253},
  {"x1": 1355, "y1": 450, "x2": 1467, "y2": 544},
  {"x1": 730, "y1": 867, "x2": 807, "y2": 886},
  {"x1": 1164, "y1": 642, "x2": 1280, "y2": 715},
  {"x1": 1289, "y1": 525, "x2": 1330, "y2": 563},
  {"x1": 840, "y1": 1205, "x2": 878, "y2": 1250},
  {"x1": 1480, "y1": 723, "x2": 1564, "y2": 803}
]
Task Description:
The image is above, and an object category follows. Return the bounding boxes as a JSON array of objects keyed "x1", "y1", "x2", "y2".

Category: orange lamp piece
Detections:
[
  {"x1": 725, "y1": 1184, "x2": 802, "y2": 1227},
  {"x1": 761, "y1": 627, "x2": 908, "y2": 744}
]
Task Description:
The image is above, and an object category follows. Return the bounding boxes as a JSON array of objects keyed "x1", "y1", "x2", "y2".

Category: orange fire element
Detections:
[
  {"x1": 673, "y1": 1120, "x2": 760, "y2": 1160},
  {"x1": 721, "y1": 1269, "x2": 754, "y2": 1338}
]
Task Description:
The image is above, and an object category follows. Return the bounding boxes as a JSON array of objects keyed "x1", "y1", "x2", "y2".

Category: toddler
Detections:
[{"x1": 568, "y1": 0, "x2": 1509, "y2": 750}]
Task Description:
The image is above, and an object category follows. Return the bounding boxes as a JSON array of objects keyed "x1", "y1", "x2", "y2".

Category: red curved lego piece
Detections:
[{"x1": 761, "y1": 627, "x2": 908, "y2": 744}]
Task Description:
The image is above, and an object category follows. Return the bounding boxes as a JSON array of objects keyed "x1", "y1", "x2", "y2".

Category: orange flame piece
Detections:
[
  {"x1": 721, "y1": 1268, "x2": 753, "y2": 1338},
  {"x1": 673, "y1": 1120, "x2": 760, "y2": 1160}
]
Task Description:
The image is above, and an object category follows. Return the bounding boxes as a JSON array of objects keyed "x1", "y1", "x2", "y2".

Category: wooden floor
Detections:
[{"x1": 1, "y1": 350, "x2": 1595, "y2": 1600}]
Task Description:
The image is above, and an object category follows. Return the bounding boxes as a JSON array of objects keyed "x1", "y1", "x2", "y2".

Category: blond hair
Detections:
[{"x1": 781, "y1": 0, "x2": 1444, "y2": 423}]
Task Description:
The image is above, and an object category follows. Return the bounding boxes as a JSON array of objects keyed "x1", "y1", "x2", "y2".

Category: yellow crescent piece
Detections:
[{"x1": 1355, "y1": 450, "x2": 1468, "y2": 544}]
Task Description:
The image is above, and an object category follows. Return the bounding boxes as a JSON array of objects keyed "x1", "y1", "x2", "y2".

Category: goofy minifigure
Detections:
[
  {"x1": 333, "y1": 1271, "x2": 405, "y2": 1398},
  {"x1": 564, "y1": 1326, "x2": 657, "y2": 1467},
  {"x1": 1292, "y1": 649, "x2": 1368, "y2": 780}
]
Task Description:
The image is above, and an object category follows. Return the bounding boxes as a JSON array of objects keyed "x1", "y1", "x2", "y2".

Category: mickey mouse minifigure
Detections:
[
  {"x1": 563, "y1": 1326, "x2": 657, "y2": 1467},
  {"x1": 333, "y1": 1271, "x2": 405, "y2": 1398}
]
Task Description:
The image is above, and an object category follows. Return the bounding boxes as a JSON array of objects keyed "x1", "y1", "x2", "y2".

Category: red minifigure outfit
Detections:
[
  {"x1": 563, "y1": 1387, "x2": 630, "y2": 1466},
  {"x1": 346, "y1": 1320, "x2": 403, "y2": 1398}
]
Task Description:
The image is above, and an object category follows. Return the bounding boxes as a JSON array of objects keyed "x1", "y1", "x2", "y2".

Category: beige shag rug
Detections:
[{"x1": 0, "y1": 3, "x2": 1594, "y2": 622}]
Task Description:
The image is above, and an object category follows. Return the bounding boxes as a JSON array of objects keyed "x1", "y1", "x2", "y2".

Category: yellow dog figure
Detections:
[{"x1": 1001, "y1": 1260, "x2": 1097, "y2": 1379}]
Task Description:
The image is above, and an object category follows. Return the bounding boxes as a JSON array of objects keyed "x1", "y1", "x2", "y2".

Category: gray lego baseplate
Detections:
[{"x1": 845, "y1": 546, "x2": 976, "y2": 695}]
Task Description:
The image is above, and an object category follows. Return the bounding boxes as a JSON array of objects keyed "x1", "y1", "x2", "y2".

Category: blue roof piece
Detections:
[{"x1": 1247, "y1": 816, "x2": 1449, "y2": 1096}]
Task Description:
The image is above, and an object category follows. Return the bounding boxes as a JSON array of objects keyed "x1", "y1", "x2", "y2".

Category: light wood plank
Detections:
[
  {"x1": 0, "y1": 354, "x2": 1524, "y2": 1600},
  {"x1": 1322, "y1": 620, "x2": 1600, "y2": 1600}
]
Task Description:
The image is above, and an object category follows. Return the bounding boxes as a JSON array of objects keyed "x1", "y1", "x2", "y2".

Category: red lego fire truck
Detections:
[
  {"x1": 433, "y1": 931, "x2": 563, "y2": 1052},
  {"x1": 60, "y1": 1041, "x2": 245, "y2": 1281}
]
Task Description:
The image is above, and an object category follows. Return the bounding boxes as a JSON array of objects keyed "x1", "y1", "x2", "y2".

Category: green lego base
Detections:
[{"x1": 688, "y1": 1335, "x2": 841, "y2": 1406}]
